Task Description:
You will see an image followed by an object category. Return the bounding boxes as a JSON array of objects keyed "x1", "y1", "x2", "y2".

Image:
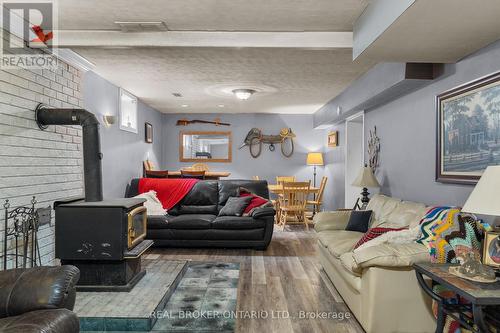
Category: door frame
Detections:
[{"x1": 344, "y1": 111, "x2": 365, "y2": 208}]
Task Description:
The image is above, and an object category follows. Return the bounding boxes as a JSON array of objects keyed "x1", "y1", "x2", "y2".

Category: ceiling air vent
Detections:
[
  {"x1": 114, "y1": 21, "x2": 168, "y2": 33},
  {"x1": 172, "y1": 93, "x2": 183, "y2": 98}
]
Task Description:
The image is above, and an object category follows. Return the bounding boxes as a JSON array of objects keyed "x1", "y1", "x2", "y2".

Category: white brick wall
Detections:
[{"x1": 0, "y1": 55, "x2": 84, "y2": 268}]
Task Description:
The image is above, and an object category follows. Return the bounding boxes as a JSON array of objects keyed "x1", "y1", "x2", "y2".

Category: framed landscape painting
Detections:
[{"x1": 437, "y1": 72, "x2": 500, "y2": 184}]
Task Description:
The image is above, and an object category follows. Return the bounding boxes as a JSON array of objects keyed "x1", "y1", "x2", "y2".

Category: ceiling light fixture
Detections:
[
  {"x1": 232, "y1": 89, "x2": 256, "y2": 100},
  {"x1": 181, "y1": 104, "x2": 189, "y2": 108},
  {"x1": 217, "y1": 104, "x2": 225, "y2": 108}
]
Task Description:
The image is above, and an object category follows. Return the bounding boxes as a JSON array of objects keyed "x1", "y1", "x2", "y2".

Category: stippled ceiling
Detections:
[
  {"x1": 61, "y1": 1, "x2": 372, "y2": 114},
  {"x1": 59, "y1": 0, "x2": 368, "y2": 32},
  {"x1": 75, "y1": 47, "x2": 374, "y2": 114}
]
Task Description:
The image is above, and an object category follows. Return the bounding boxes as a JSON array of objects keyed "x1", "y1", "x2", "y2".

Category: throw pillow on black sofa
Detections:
[{"x1": 218, "y1": 196, "x2": 252, "y2": 217}]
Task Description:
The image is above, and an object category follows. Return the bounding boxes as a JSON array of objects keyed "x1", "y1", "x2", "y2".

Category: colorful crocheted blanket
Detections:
[
  {"x1": 417, "y1": 206, "x2": 483, "y2": 263},
  {"x1": 417, "y1": 206, "x2": 484, "y2": 333}
]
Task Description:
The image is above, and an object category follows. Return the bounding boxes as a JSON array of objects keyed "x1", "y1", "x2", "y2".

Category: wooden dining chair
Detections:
[
  {"x1": 273, "y1": 176, "x2": 295, "y2": 222},
  {"x1": 278, "y1": 181, "x2": 311, "y2": 231},
  {"x1": 143, "y1": 160, "x2": 154, "y2": 172},
  {"x1": 145, "y1": 170, "x2": 169, "y2": 178},
  {"x1": 276, "y1": 176, "x2": 296, "y2": 186},
  {"x1": 307, "y1": 176, "x2": 328, "y2": 217},
  {"x1": 275, "y1": 176, "x2": 296, "y2": 201},
  {"x1": 180, "y1": 169, "x2": 206, "y2": 179},
  {"x1": 252, "y1": 176, "x2": 260, "y2": 180},
  {"x1": 143, "y1": 160, "x2": 169, "y2": 178}
]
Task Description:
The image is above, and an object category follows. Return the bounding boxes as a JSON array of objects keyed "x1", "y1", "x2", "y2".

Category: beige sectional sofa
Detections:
[{"x1": 314, "y1": 194, "x2": 436, "y2": 333}]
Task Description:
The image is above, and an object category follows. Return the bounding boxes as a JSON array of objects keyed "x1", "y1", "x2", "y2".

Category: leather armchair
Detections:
[{"x1": 0, "y1": 265, "x2": 80, "y2": 333}]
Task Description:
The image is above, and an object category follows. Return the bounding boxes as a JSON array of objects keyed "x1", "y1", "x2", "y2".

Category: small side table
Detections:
[{"x1": 414, "y1": 263, "x2": 500, "y2": 333}]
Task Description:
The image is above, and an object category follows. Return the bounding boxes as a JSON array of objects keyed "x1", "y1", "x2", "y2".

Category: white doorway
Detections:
[{"x1": 345, "y1": 111, "x2": 365, "y2": 209}]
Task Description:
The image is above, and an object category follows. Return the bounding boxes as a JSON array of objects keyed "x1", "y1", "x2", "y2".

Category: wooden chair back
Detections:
[
  {"x1": 145, "y1": 170, "x2": 169, "y2": 178},
  {"x1": 191, "y1": 163, "x2": 210, "y2": 171},
  {"x1": 276, "y1": 176, "x2": 296, "y2": 186},
  {"x1": 143, "y1": 160, "x2": 169, "y2": 178},
  {"x1": 143, "y1": 160, "x2": 154, "y2": 171},
  {"x1": 280, "y1": 181, "x2": 311, "y2": 212},
  {"x1": 253, "y1": 176, "x2": 260, "y2": 180},
  {"x1": 316, "y1": 177, "x2": 328, "y2": 203},
  {"x1": 180, "y1": 169, "x2": 206, "y2": 179}
]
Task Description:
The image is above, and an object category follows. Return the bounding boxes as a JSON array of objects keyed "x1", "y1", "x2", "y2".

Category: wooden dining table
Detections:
[
  {"x1": 268, "y1": 184, "x2": 320, "y2": 194},
  {"x1": 168, "y1": 171, "x2": 231, "y2": 180}
]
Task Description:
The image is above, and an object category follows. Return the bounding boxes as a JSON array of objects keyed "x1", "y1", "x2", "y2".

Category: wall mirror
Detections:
[{"x1": 179, "y1": 131, "x2": 232, "y2": 163}]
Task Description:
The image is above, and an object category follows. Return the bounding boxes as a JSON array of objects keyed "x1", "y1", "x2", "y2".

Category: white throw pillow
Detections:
[
  {"x1": 134, "y1": 190, "x2": 167, "y2": 216},
  {"x1": 353, "y1": 225, "x2": 421, "y2": 252}
]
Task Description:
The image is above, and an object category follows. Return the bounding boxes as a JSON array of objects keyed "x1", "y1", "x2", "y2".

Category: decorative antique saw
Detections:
[
  {"x1": 176, "y1": 118, "x2": 230, "y2": 126},
  {"x1": 240, "y1": 128, "x2": 295, "y2": 158}
]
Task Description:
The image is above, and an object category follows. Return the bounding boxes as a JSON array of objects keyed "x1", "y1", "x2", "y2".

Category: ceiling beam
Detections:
[
  {"x1": 353, "y1": 0, "x2": 415, "y2": 60},
  {"x1": 352, "y1": 0, "x2": 500, "y2": 63},
  {"x1": 57, "y1": 31, "x2": 353, "y2": 49},
  {"x1": 313, "y1": 63, "x2": 441, "y2": 128}
]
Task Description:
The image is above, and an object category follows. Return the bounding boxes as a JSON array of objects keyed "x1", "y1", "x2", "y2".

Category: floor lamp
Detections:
[{"x1": 307, "y1": 152, "x2": 324, "y2": 201}]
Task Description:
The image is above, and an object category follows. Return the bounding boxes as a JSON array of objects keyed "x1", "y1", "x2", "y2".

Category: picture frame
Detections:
[
  {"x1": 328, "y1": 131, "x2": 338, "y2": 147},
  {"x1": 436, "y1": 71, "x2": 500, "y2": 184},
  {"x1": 482, "y1": 231, "x2": 500, "y2": 268},
  {"x1": 145, "y1": 122, "x2": 153, "y2": 143}
]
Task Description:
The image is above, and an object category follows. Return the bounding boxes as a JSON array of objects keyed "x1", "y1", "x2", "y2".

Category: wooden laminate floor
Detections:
[{"x1": 145, "y1": 227, "x2": 365, "y2": 333}]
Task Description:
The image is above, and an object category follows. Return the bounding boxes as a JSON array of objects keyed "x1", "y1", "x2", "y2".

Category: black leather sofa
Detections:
[
  {"x1": 126, "y1": 179, "x2": 275, "y2": 250},
  {"x1": 0, "y1": 265, "x2": 80, "y2": 333}
]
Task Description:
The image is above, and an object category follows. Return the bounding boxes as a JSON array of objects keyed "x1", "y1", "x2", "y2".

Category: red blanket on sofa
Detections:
[{"x1": 138, "y1": 178, "x2": 198, "y2": 210}]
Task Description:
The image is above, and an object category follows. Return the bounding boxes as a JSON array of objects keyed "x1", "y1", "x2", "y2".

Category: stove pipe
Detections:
[{"x1": 35, "y1": 104, "x2": 103, "y2": 202}]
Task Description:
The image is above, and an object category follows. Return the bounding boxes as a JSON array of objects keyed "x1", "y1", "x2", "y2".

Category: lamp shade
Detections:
[
  {"x1": 351, "y1": 166, "x2": 380, "y2": 188},
  {"x1": 462, "y1": 166, "x2": 500, "y2": 216},
  {"x1": 307, "y1": 152, "x2": 324, "y2": 166}
]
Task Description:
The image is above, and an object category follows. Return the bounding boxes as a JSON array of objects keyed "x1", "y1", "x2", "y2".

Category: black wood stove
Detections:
[
  {"x1": 36, "y1": 104, "x2": 153, "y2": 291},
  {"x1": 54, "y1": 198, "x2": 152, "y2": 291}
]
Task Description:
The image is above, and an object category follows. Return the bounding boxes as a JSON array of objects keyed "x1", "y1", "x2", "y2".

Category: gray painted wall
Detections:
[
  {"x1": 82, "y1": 71, "x2": 163, "y2": 198},
  {"x1": 162, "y1": 113, "x2": 325, "y2": 191},
  {"x1": 324, "y1": 40, "x2": 500, "y2": 210}
]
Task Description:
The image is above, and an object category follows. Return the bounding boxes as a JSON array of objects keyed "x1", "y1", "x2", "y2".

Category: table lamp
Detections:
[
  {"x1": 307, "y1": 152, "x2": 324, "y2": 188},
  {"x1": 352, "y1": 165, "x2": 380, "y2": 209},
  {"x1": 462, "y1": 166, "x2": 500, "y2": 219},
  {"x1": 457, "y1": 165, "x2": 499, "y2": 278}
]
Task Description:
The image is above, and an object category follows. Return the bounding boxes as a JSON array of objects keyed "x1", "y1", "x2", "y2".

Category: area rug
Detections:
[{"x1": 152, "y1": 261, "x2": 240, "y2": 332}]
